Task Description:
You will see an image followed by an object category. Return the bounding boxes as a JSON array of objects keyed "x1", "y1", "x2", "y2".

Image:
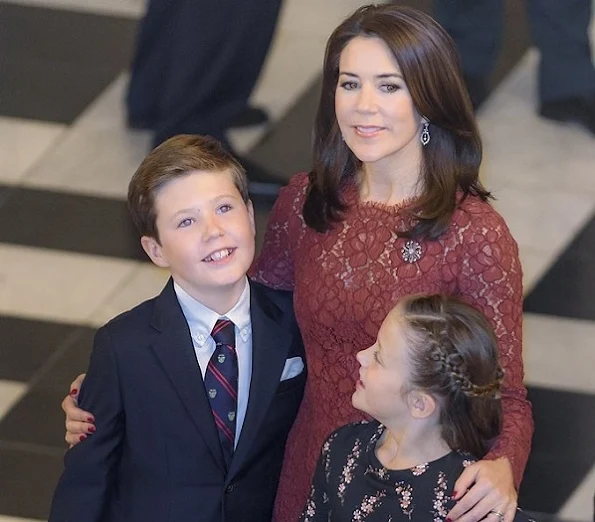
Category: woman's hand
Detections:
[
  {"x1": 447, "y1": 457, "x2": 517, "y2": 522},
  {"x1": 62, "y1": 373, "x2": 95, "y2": 446}
]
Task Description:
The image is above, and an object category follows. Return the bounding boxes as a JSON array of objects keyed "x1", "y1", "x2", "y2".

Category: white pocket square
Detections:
[{"x1": 280, "y1": 356, "x2": 304, "y2": 381}]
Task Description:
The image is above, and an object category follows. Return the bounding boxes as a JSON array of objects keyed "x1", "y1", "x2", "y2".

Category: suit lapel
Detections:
[
  {"x1": 228, "y1": 282, "x2": 293, "y2": 479},
  {"x1": 149, "y1": 279, "x2": 225, "y2": 470}
]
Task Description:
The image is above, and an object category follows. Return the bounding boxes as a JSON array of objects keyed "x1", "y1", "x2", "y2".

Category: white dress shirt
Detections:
[{"x1": 174, "y1": 278, "x2": 252, "y2": 447}]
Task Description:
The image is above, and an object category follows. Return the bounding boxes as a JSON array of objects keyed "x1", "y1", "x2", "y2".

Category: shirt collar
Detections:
[{"x1": 173, "y1": 278, "x2": 251, "y2": 346}]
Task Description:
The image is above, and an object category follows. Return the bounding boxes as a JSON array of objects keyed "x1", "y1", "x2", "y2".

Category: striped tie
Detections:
[{"x1": 204, "y1": 319, "x2": 238, "y2": 463}]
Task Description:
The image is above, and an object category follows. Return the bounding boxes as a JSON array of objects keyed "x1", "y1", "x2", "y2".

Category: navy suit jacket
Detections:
[{"x1": 49, "y1": 278, "x2": 305, "y2": 522}]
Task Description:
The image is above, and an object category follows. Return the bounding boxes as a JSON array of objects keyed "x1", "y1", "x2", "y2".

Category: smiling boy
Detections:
[{"x1": 49, "y1": 135, "x2": 305, "y2": 522}]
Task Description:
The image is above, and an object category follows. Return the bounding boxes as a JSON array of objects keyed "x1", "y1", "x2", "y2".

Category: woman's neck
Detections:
[
  {"x1": 376, "y1": 423, "x2": 451, "y2": 470},
  {"x1": 359, "y1": 158, "x2": 421, "y2": 206}
]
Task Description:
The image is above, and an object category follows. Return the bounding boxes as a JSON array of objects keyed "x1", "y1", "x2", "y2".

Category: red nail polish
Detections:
[
  {"x1": 452, "y1": 490, "x2": 458, "y2": 498},
  {"x1": 446, "y1": 518, "x2": 452, "y2": 522},
  {"x1": 88, "y1": 426, "x2": 96, "y2": 433},
  {"x1": 79, "y1": 434, "x2": 87, "y2": 442},
  {"x1": 87, "y1": 417, "x2": 94, "y2": 423},
  {"x1": 70, "y1": 389, "x2": 78, "y2": 395}
]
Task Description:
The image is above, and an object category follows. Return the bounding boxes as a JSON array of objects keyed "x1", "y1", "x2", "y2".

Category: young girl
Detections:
[{"x1": 301, "y1": 294, "x2": 535, "y2": 522}]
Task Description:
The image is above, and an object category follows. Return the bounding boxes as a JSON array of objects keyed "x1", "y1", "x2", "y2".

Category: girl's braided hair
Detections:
[{"x1": 397, "y1": 294, "x2": 504, "y2": 457}]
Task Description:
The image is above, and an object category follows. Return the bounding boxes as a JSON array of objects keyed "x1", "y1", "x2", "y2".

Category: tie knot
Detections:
[{"x1": 211, "y1": 319, "x2": 235, "y2": 347}]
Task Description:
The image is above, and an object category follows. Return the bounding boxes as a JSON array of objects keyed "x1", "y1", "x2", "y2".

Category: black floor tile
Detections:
[
  {"x1": 524, "y1": 254, "x2": 595, "y2": 320},
  {"x1": 0, "y1": 315, "x2": 91, "y2": 382},
  {"x1": 0, "y1": 185, "x2": 147, "y2": 260},
  {"x1": 0, "y1": 325, "x2": 95, "y2": 448},
  {"x1": 524, "y1": 212, "x2": 595, "y2": 320},
  {"x1": 0, "y1": 445, "x2": 64, "y2": 520},
  {"x1": 519, "y1": 386, "x2": 595, "y2": 513},
  {"x1": 248, "y1": 76, "x2": 320, "y2": 183},
  {"x1": 0, "y1": 387, "x2": 72, "y2": 449},
  {"x1": 34, "y1": 328, "x2": 96, "y2": 392},
  {"x1": 0, "y1": 3, "x2": 137, "y2": 123},
  {"x1": 0, "y1": 183, "x2": 273, "y2": 260}
]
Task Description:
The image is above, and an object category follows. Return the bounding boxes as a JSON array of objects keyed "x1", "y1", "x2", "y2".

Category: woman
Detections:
[
  {"x1": 63, "y1": 5, "x2": 532, "y2": 522},
  {"x1": 300, "y1": 294, "x2": 535, "y2": 522}
]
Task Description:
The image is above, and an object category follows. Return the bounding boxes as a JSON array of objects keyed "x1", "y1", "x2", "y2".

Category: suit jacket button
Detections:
[{"x1": 225, "y1": 484, "x2": 234, "y2": 493}]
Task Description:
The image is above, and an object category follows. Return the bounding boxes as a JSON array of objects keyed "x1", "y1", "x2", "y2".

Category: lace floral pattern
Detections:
[{"x1": 251, "y1": 173, "x2": 533, "y2": 521}]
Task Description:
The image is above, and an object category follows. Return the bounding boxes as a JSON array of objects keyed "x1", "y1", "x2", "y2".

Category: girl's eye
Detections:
[
  {"x1": 178, "y1": 218, "x2": 193, "y2": 228},
  {"x1": 340, "y1": 81, "x2": 358, "y2": 90},
  {"x1": 218, "y1": 204, "x2": 232, "y2": 213}
]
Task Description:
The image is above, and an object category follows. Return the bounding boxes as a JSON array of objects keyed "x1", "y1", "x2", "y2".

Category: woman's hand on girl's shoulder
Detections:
[{"x1": 447, "y1": 457, "x2": 517, "y2": 522}]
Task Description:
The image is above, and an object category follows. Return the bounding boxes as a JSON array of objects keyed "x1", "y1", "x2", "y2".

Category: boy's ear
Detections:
[
  {"x1": 140, "y1": 236, "x2": 169, "y2": 268},
  {"x1": 247, "y1": 199, "x2": 256, "y2": 236},
  {"x1": 407, "y1": 389, "x2": 436, "y2": 419}
]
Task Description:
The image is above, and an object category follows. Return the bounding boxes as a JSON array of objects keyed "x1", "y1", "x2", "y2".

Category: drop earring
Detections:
[{"x1": 420, "y1": 122, "x2": 430, "y2": 146}]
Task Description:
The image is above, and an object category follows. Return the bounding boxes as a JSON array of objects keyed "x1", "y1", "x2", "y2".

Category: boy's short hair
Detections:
[{"x1": 128, "y1": 134, "x2": 248, "y2": 242}]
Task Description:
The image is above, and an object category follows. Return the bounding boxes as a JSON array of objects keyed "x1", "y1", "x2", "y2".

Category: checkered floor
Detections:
[{"x1": 1, "y1": 0, "x2": 594, "y2": 520}]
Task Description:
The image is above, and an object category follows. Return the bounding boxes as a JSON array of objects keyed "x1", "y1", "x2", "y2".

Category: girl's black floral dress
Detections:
[{"x1": 300, "y1": 421, "x2": 537, "y2": 522}]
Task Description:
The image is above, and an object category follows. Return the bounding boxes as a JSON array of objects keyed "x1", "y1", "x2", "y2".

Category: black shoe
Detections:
[
  {"x1": 539, "y1": 92, "x2": 595, "y2": 135},
  {"x1": 229, "y1": 106, "x2": 269, "y2": 129}
]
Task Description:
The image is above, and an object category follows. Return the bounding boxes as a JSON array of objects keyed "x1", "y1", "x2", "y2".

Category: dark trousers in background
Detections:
[
  {"x1": 433, "y1": 0, "x2": 595, "y2": 103},
  {"x1": 126, "y1": 0, "x2": 283, "y2": 146}
]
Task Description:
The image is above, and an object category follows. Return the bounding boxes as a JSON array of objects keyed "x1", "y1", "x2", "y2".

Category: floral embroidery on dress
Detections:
[
  {"x1": 338, "y1": 437, "x2": 362, "y2": 504},
  {"x1": 323, "y1": 431, "x2": 339, "y2": 480},
  {"x1": 411, "y1": 463, "x2": 429, "y2": 476},
  {"x1": 431, "y1": 471, "x2": 448, "y2": 521},
  {"x1": 352, "y1": 492, "x2": 386, "y2": 521},
  {"x1": 395, "y1": 482, "x2": 414, "y2": 518},
  {"x1": 302, "y1": 485, "x2": 318, "y2": 521}
]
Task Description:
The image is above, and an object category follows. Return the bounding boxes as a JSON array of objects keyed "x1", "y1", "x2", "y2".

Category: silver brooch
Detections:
[{"x1": 401, "y1": 240, "x2": 423, "y2": 263}]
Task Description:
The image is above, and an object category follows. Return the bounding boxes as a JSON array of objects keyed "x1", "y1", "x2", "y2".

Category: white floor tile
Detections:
[
  {"x1": 22, "y1": 74, "x2": 150, "y2": 200},
  {"x1": 0, "y1": 380, "x2": 28, "y2": 421},
  {"x1": 91, "y1": 263, "x2": 169, "y2": 327},
  {"x1": 3, "y1": 0, "x2": 145, "y2": 18},
  {"x1": 524, "y1": 313, "x2": 595, "y2": 394},
  {"x1": 518, "y1": 245, "x2": 558, "y2": 295},
  {"x1": 0, "y1": 517, "x2": 45, "y2": 522},
  {"x1": 480, "y1": 51, "x2": 595, "y2": 199},
  {"x1": 559, "y1": 463, "x2": 595, "y2": 522},
  {"x1": 0, "y1": 118, "x2": 65, "y2": 185},
  {"x1": 277, "y1": 0, "x2": 374, "y2": 39},
  {"x1": 477, "y1": 47, "x2": 595, "y2": 291},
  {"x1": 492, "y1": 185, "x2": 594, "y2": 262},
  {"x1": 0, "y1": 243, "x2": 138, "y2": 324}
]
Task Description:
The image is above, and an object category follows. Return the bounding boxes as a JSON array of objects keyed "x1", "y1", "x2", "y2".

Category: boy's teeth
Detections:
[{"x1": 208, "y1": 249, "x2": 231, "y2": 261}]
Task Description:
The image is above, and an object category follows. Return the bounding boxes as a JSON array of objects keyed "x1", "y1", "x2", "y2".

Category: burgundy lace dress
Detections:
[{"x1": 250, "y1": 173, "x2": 533, "y2": 522}]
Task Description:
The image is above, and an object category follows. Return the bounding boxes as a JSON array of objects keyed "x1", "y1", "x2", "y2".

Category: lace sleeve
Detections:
[
  {"x1": 456, "y1": 204, "x2": 533, "y2": 488},
  {"x1": 249, "y1": 172, "x2": 309, "y2": 291}
]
